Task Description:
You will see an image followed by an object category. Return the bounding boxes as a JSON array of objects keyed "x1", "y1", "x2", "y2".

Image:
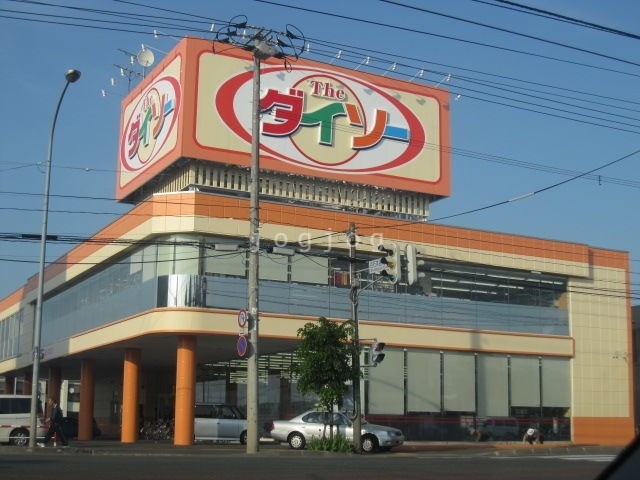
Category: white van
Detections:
[{"x1": 0, "y1": 394, "x2": 47, "y2": 446}]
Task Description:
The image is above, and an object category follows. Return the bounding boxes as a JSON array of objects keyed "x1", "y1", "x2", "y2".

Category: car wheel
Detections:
[
  {"x1": 288, "y1": 432, "x2": 306, "y2": 450},
  {"x1": 240, "y1": 431, "x2": 247, "y2": 445},
  {"x1": 361, "y1": 434, "x2": 378, "y2": 453},
  {"x1": 10, "y1": 428, "x2": 29, "y2": 447}
]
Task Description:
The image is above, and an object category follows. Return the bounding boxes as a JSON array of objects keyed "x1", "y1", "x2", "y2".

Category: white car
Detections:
[
  {"x1": 193, "y1": 403, "x2": 247, "y2": 444},
  {"x1": 267, "y1": 410, "x2": 404, "y2": 453}
]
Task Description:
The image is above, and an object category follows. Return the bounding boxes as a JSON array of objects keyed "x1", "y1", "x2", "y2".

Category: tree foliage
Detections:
[{"x1": 294, "y1": 316, "x2": 360, "y2": 414}]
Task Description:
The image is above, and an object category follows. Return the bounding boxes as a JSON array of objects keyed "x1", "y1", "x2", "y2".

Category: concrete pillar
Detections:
[
  {"x1": 78, "y1": 359, "x2": 95, "y2": 440},
  {"x1": 121, "y1": 348, "x2": 141, "y2": 443},
  {"x1": 173, "y1": 335, "x2": 196, "y2": 446}
]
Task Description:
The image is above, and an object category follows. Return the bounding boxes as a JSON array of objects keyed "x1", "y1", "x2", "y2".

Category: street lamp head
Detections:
[{"x1": 65, "y1": 69, "x2": 81, "y2": 83}]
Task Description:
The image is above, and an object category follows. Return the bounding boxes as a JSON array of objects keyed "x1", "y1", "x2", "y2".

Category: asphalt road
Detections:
[{"x1": 0, "y1": 443, "x2": 621, "y2": 480}]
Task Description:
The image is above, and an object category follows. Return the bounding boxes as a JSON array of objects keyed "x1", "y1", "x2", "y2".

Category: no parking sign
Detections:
[
  {"x1": 238, "y1": 309, "x2": 248, "y2": 328},
  {"x1": 237, "y1": 335, "x2": 248, "y2": 357}
]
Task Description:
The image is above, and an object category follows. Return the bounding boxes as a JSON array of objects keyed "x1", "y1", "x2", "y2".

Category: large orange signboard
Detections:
[{"x1": 117, "y1": 38, "x2": 450, "y2": 200}]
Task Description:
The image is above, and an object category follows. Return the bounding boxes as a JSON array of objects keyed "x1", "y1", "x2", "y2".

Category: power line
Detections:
[
  {"x1": 431, "y1": 147, "x2": 640, "y2": 222},
  {"x1": 479, "y1": 0, "x2": 640, "y2": 40},
  {"x1": 381, "y1": 0, "x2": 640, "y2": 68},
  {"x1": 254, "y1": 0, "x2": 640, "y2": 78},
  {"x1": 1, "y1": 2, "x2": 638, "y2": 289},
  {"x1": 4, "y1": 1, "x2": 640, "y2": 133}
]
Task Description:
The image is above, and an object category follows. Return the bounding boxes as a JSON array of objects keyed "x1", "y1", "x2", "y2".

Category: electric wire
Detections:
[{"x1": 0, "y1": 0, "x2": 638, "y2": 293}]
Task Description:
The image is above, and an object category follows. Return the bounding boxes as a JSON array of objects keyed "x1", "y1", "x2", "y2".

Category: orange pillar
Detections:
[
  {"x1": 173, "y1": 335, "x2": 196, "y2": 446},
  {"x1": 121, "y1": 348, "x2": 141, "y2": 443},
  {"x1": 78, "y1": 359, "x2": 95, "y2": 440}
]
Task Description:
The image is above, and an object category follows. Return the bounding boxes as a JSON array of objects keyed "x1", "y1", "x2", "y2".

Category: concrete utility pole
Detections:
[
  {"x1": 348, "y1": 223, "x2": 362, "y2": 453},
  {"x1": 246, "y1": 39, "x2": 275, "y2": 455},
  {"x1": 214, "y1": 18, "x2": 305, "y2": 454}
]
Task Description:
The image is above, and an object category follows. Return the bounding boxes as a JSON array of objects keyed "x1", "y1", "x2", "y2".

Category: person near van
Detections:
[
  {"x1": 522, "y1": 426, "x2": 544, "y2": 445},
  {"x1": 37, "y1": 397, "x2": 68, "y2": 447}
]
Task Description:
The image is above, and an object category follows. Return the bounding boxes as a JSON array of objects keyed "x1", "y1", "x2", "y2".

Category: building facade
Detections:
[{"x1": 0, "y1": 37, "x2": 634, "y2": 446}]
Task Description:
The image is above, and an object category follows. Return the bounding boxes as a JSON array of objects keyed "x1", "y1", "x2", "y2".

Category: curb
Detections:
[{"x1": 2, "y1": 440, "x2": 622, "y2": 457}]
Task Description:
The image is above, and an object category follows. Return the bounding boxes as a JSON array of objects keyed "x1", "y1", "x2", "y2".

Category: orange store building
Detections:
[{"x1": 0, "y1": 37, "x2": 634, "y2": 446}]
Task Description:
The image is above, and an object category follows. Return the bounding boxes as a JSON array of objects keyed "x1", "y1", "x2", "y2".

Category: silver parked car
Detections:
[
  {"x1": 193, "y1": 403, "x2": 247, "y2": 444},
  {"x1": 267, "y1": 410, "x2": 405, "y2": 453}
]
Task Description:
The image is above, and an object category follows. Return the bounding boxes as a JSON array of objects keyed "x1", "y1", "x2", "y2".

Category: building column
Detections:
[
  {"x1": 48, "y1": 366, "x2": 62, "y2": 403},
  {"x1": 121, "y1": 348, "x2": 141, "y2": 443},
  {"x1": 174, "y1": 335, "x2": 196, "y2": 446},
  {"x1": 227, "y1": 374, "x2": 238, "y2": 405},
  {"x1": 78, "y1": 359, "x2": 95, "y2": 440},
  {"x1": 22, "y1": 370, "x2": 31, "y2": 395},
  {"x1": 4, "y1": 375, "x2": 15, "y2": 394},
  {"x1": 280, "y1": 377, "x2": 292, "y2": 419}
]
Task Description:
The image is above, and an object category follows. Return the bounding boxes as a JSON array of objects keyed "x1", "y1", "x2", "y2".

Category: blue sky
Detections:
[{"x1": 0, "y1": 0, "x2": 639, "y2": 304}]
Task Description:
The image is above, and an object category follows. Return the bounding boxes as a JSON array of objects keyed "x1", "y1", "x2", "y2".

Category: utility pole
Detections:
[
  {"x1": 246, "y1": 44, "x2": 264, "y2": 455},
  {"x1": 214, "y1": 18, "x2": 305, "y2": 454},
  {"x1": 348, "y1": 223, "x2": 362, "y2": 453}
]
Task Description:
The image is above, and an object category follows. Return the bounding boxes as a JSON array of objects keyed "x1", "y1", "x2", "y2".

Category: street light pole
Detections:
[{"x1": 28, "y1": 69, "x2": 81, "y2": 449}]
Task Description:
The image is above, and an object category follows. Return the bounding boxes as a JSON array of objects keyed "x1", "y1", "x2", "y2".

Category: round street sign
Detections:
[
  {"x1": 237, "y1": 335, "x2": 248, "y2": 357},
  {"x1": 238, "y1": 309, "x2": 248, "y2": 328}
]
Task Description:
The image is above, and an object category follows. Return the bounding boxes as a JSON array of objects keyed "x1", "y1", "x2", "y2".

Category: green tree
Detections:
[{"x1": 294, "y1": 316, "x2": 360, "y2": 416}]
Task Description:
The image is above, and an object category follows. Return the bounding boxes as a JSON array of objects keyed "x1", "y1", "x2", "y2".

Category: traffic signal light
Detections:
[
  {"x1": 378, "y1": 242, "x2": 399, "y2": 283},
  {"x1": 370, "y1": 340, "x2": 386, "y2": 366},
  {"x1": 405, "y1": 244, "x2": 424, "y2": 285}
]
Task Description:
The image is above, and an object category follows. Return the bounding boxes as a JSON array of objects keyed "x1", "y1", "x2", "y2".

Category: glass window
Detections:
[
  {"x1": 204, "y1": 251, "x2": 246, "y2": 277},
  {"x1": 291, "y1": 254, "x2": 329, "y2": 284},
  {"x1": 303, "y1": 412, "x2": 325, "y2": 423},
  {"x1": 368, "y1": 349, "x2": 404, "y2": 415},
  {"x1": 141, "y1": 245, "x2": 157, "y2": 283},
  {"x1": 511, "y1": 356, "x2": 540, "y2": 407},
  {"x1": 407, "y1": 350, "x2": 441, "y2": 413},
  {"x1": 425, "y1": 262, "x2": 567, "y2": 309},
  {"x1": 260, "y1": 253, "x2": 289, "y2": 281},
  {"x1": 330, "y1": 258, "x2": 351, "y2": 288},
  {"x1": 477, "y1": 354, "x2": 509, "y2": 417},
  {"x1": 443, "y1": 352, "x2": 475, "y2": 412},
  {"x1": 157, "y1": 243, "x2": 174, "y2": 276},
  {"x1": 219, "y1": 405, "x2": 238, "y2": 419},
  {"x1": 173, "y1": 243, "x2": 199, "y2": 275},
  {"x1": 541, "y1": 357, "x2": 570, "y2": 407}
]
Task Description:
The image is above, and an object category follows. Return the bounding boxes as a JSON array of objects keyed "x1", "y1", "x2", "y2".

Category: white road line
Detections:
[{"x1": 492, "y1": 455, "x2": 616, "y2": 463}]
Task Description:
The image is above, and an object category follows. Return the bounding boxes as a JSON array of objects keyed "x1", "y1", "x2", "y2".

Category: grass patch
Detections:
[{"x1": 306, "y1": 436, "x2": 353, "y2": 453}]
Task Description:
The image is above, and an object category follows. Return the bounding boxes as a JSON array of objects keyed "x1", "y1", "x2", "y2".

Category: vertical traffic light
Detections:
[
  {"x1": 378, "y1": 242, "x2": 399, "y2": 284},
  {"x1": 370, "y1": 340, "x2": 386, "y2": 366},
  {"x1": 405, "y1": 244, "x2": 424, "y2": 285}
]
